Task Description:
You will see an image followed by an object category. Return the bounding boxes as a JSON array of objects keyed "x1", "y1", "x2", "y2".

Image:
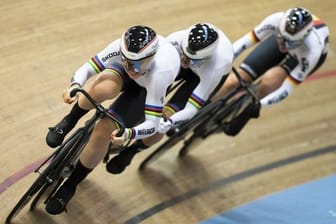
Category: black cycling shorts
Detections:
[
  {"x1": 240, "y1": 35, "x2": 288, "y2": 79},
  {"x1": 240, "y1": 35, "x2": 328, "y2": 81},
  {"x1": 107, "y1": 64, "x2": 146, "y2": 127}
]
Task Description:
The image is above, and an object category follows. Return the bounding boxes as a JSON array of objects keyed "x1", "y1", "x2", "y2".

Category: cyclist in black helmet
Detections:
[
  {"x1": 213, "y1": 7, "x2": 329, "y2": 136},
  {"x1": 105, "y1": 23, "x2": 234, "y2": 174},
  {"x1": 45, "y1": 25, "x2": 180, "y2": 215}
]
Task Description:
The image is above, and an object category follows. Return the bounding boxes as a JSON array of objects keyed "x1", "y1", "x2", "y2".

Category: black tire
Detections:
[
  {"x1": 30, "y1": 177, "x2": 63, "y2": 211},
  {"x1": 139, "y1": 80, "x2": 258, "y2": 169},
  {"x1": 139, "y1": 100, "x2": 223, "y2": 170},
  {"x1": 5, "y1": 129, "x2": 86, "y2": 223},
  {"x1": 178, "y1": 84, "x2": 259, "y2": 157},
  {"x1": 30, "y1": 129, "x2": 87, "y2": 211},
  {"x1": 5, "y1": 162, "x2": 53, "y2": 223}
]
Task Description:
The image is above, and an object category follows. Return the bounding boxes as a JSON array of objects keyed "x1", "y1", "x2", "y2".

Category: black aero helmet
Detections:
[
  {"x1": 279, "y1": 7, "x2": 313, "y2": 42},
  {"x1": 182, "y1": 23, "x2": 219, "y2": 60},
  {"x1": 120, "y1": 25, "x2": 159, "y2": 61}
]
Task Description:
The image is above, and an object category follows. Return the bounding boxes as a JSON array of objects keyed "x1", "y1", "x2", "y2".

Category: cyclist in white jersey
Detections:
[
  {"x1": 105, "y1": 23, "x2": 234, "y2": 174},
  {"x1": 45, "y1": 25, "x2": 180, "y2": 215},
  {"x1": 213, "y1": 7, "x2": 329, "y2": 136}
]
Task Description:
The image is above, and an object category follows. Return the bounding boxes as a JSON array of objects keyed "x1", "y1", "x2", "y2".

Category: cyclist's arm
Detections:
[
  {"x1": 260, "y1": 77, "x2": 296, "y2": 107},
  {"x1": 169, "y1": 76, "x2": 217, "y2": 125},
  {"x1": 70, "y1": 40, "x2": 120, "y2": 87},
  {"x1": 130, "y1": 68, "x2": 176, "y2": 140},
  {"x1": 234, "y1": 12, "x2": 283, "y2": 59}
]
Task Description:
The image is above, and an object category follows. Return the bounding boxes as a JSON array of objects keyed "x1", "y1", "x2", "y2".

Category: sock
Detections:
[
  {"x1": 62, "y1": 160, "x2": 93, "y2": 192},
  {"x1": 64, "y1": 103, "x2": 89, "y2": 124}
]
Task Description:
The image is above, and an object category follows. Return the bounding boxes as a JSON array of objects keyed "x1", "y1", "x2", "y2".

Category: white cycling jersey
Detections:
[
  {"x1": 234, "y1": 12, "x2": 329, "y2": 82},
  {"x1": 166, "y1": 29, "x2": 234, "y2": 125},
  {"x1": 70, "y1": 35, "x2": 180, "y2": 139},
  {"x1": 233, "y1": 12, "x2": 329, "y2": 106}
]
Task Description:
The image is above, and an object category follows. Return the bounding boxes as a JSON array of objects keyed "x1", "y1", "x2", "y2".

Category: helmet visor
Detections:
[
  {"x1": 180, "y1": 47, "x2": 207, "y2": 68},
  {"x1": 120, "y1": 51, "x2": 153, "y2": 74},
  {"x1": 276, "y1": 29, "x2": 303, "y2": 49}
]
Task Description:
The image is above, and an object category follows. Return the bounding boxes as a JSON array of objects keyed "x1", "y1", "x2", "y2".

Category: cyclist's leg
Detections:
[
  {"x1": 222, "y1": 35, "x2": 286, "y2": 136},
  {"x1": 212, "y1": 68, "x2": 253, "y2": 102},
  {"x1": 45, "y1": 71, "x2": 126, "y2": 214},
  {"x1": 260, "y1": 51, "x2": 328, "y2": 106},
  {"x1": 46, "y1": 70, "x2": 123, "y2": 148},
  {"x1": 107, "y1": 69, "x2": 201, "y2": 172},
  {"x1": 105, "y1": 83, "x2": 148, "y2": 174}
]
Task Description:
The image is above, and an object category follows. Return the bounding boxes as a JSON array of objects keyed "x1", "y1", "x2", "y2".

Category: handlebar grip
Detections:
[
  {"x1": 115, "y1": 128, "x2": 125, "y2": 137},
  {"x1": 70, "y1": 88, "x2": 80, "y2": 97}
]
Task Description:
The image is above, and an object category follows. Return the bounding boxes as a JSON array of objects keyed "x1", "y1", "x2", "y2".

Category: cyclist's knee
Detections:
[{"x1": 92, "y1": 119, "x2": 115, "y2": 140}]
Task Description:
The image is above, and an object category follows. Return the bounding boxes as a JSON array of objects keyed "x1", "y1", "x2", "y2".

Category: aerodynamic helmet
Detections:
[
  {"x1": 278, "y1": 7, "x2": 313, "y2": 45},
  {"x1": 120, "y1": 25, "x2": 159, "y2": 74},
  {"x1": 181, "y1": 23, "x2": 219, "y2": 60},
  {"x1": 120, "y1": 25, "x2": 159, "y2": 61}
]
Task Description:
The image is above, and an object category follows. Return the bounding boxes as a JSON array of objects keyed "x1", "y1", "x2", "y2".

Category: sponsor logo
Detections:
[
  {"x1": 267, "y1": 91, "x2": 288, "y2": 105},
  {"x1": 101, "y1": 51, "x2": 120, "y2": 62},
  {"x1": 301, "y1": 57, "x2": 309, "y2": 73},
  {"x1": 234, "y1": 45, "x2": 246, "y2": 58},
  {"x1": 138, "y1": 128, "x2": 155, "y2": 136},
  {"x1": 170, "y1": 41, "x2": 179, "y2": 47},
  {"x1": 256, "y1": 24, "x2": 275, "y2": 35}
]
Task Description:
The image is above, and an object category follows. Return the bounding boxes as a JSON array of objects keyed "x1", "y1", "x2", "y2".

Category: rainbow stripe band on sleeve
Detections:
[
  {"x1": 188, "y1": 93, "x2": 205, "y2": 109},
  {"x1": 88, "y1": 56, "x2": 105, "y2": 73},
  {"x1": 103, "y1": 63, "x2": 124, "y2": 80},
  {"x1": 287, "y1": 75, "x2": 301, "y2": 86},
  {"x1": 145, "y1": 105, "x2": 163, "y2": 117},
  {"x1": 250, "y1": 31, "x2": 260, "y2": 43},
  {"x1": 127, "y1": 128, "x2": 136, "y2": 139},
  {"x1": 312, "y1": 16, "x2": 326, "y2": 29},
  {"x1": 106, "y1": 110, "x2": 123, "y2": 130},
  {"x1": 164, "y1": 103, "x2": 179, "y2": 115}
]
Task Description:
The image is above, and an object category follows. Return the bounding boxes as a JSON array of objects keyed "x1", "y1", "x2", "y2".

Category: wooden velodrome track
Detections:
[{"x1": 0, "y1": 0, "x2": 335, "y2": 223}]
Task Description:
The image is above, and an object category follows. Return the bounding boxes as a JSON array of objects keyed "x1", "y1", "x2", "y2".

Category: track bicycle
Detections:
[
  {"x1": 5, "y1": 88, "x2": 124, "y2": 224},
  {"x1": 139, "y1": 67, "x2": 260, "y2": 170}
]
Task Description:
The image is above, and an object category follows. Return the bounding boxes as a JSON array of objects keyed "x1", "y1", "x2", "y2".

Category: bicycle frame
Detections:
[
  {"x1": 139, "y1": 67, "x2": 260, "y2": 169},
  {"x1": 5, "y1": 88, "x2": 124, "y2": 224}
]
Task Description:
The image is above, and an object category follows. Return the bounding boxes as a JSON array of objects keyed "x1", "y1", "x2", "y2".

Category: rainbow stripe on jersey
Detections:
[
  {"x1": 145, "y1": 104, "x2": 163, "y2": 117},
  {"x1": 88, "y1": 56, "x2": 105, "y2": 73},
  {"x1": 188, "y1": 93, "x2": 205, "y2": 109}
]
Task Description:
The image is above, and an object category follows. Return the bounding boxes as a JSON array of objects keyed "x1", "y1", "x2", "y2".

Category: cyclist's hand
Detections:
[
  {"x1": 110, "y1": 128, "x2": 131, "y2": 146},
  {"x1": 62, "y1": 84, "x2": 81, "y2": 104},
  {"x1": 158, "y1": 117, "x2": 173, "y2": 134}
]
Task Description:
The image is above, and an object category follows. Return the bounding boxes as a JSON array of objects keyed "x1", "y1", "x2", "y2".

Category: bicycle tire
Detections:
[
  {"x1": 177, "y1": 95, "x2": 246, "y2": 157},
  {"x1": 5, "y1": 129, "x2": 86, "y2": 223},
  {"x1": 30, "y1": 129, "x2": 87, "y2": 211},
  {"x1": 178, "y1": 84, "x2": 258, "y2": 157},
  {"x1": 5, "y1": 158, "x2": 55, "y2": 223},
  {"x1": 139, "y1": 100, "x2": 223, "y2": 170},
  {"x1": 30, "y1": 177, "x2": 63, "y2": 211}
]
